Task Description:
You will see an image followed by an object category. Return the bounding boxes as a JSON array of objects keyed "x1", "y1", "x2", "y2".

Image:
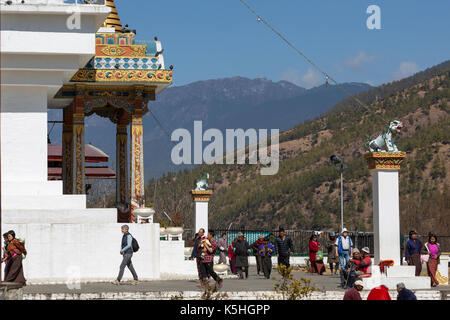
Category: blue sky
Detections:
[{"x1": 117, "y1": 0, "x2": 449, "y2": 88}]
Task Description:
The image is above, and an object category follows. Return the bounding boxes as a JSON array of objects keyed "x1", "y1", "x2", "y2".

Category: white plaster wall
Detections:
[
  {"x1": 1, "y1": 222, "x2": 161, "y2": 283},
  {"x1": 1, "y1": 86, "x2": 48, "y2": 183},
  {"x1": 194, "y1": 201, "x2": 209, "y2": 235},
  {"x1": 2, "y1": 208, "x2": 117, "y2": 224},
  {"x1": 159, "y1": 241, "x2": 198, "y2": 278},
  {"x1": 372, "y1": 170, "x2": 401, "y2": 265}
]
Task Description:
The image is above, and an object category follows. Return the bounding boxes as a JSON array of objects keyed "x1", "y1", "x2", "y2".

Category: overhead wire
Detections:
[{"x1": 238, "y1": 0, "x2": 371, "y2": 111}]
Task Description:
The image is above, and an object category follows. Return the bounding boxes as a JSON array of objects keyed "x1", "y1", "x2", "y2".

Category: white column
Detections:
[
  {"x1": 0, "y1": 86, "x2": 48, "y2": 184},
  {"x1": 372, "y1": 169, "x2": 401, "y2": 265},
  {"x1": 194, "y1": 200, "x2": 209, "y2": 235}
]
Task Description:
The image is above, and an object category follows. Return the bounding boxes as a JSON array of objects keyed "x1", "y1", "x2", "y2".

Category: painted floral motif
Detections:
[{"x1": 71, "y1": 70, "x2": 172, "y2": 83}]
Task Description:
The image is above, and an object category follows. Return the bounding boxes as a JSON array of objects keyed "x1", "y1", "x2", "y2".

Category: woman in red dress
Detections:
[{"x1": 309, "y1": 234, "x2": 325, "y2": 275}]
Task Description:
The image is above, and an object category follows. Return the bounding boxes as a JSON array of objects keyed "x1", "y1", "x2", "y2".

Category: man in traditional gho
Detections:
[
  {"x1": 190, "y1": 228, "x2": 205, "y2": 281},
  {"x1": 234, "y1": 232, "x2": 251, "y2": 279},
  {"x1": 258, "y1": 237, "x2": 275, "y2": 279},
  {"x1": 326, "y1": 232, "x2": 339, "y2": 275},
  {"x1": 251, "y1": 234, "x2": 265, "y2": 275},
  {"x1": 405, "y1": 230, "x2": 423, "y2": 276}
]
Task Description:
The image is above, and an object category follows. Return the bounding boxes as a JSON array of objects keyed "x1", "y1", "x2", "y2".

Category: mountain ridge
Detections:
[
  {"x1": 137, "y1": 60, "x2": 450, "y2": 236},
  {"x1": 70, "y1": 77, "x2": 371, "y2": 178}
]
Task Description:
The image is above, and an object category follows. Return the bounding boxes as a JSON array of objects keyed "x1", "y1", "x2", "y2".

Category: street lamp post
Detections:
[{"x1": 330, "y1": 155, "x2": 348, "y2": 232}]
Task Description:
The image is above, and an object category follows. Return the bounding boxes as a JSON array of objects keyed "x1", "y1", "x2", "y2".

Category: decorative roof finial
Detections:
[{"x1": 102, "y1": 0, "x2": 123, "y2": 33}]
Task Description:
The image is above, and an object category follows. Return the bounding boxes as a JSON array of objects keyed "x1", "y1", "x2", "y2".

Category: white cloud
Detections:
[
  {"x1": 345, "y1": 51, "x2": 376, "y2": 72},
  {"x1": 391, "y1": 61, "x2": 420, "y2": 81},
  {"x1": 281, "y1": 68, "x2": 323, "y2": 89},
  {"x1": 280, "y1": 69, "x2": 303, "y2": 87},
  {"x1": 301, "y1": 68, "x2": 322, "y2": 89}
]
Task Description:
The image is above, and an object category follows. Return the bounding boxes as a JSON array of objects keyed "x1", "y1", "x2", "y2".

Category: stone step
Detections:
[
  {"x1": 3, "y1": 208, "x2": 117, "y2": 224},
  {"x1": 386, "y1": 266, "x2": 416, "y2": 278},
  {"x1": 1, "y1": 194, "x2": 87, "y2": 210},
  {"x1": 362, "y1": 275, "x2": 431, "y2": 290}
]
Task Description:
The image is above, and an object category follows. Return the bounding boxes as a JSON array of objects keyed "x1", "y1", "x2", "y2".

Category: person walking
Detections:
[
  {"x1": 234, "y1": 232, "x2": 250, "y2": 279},
  {"x1": 1, "y1": 230, "x2": 27, "y2": 285},
  {"x1": 422, "y1": 234, "x2": 441, "y2": 287},
  {"x1": 309, "y1": 234, "x2": 325, "y2": 275},
  {"x1": 228, "y1": 238, "x2": 238, "y2": 274},
  {"x1": 326, "y1": 232, "x2": 339, "y2": 275},
  {"x1": 343, "y1": 280, "x2": 364, "y2": 300},
  {"x1": 190, "y1": 229, "x2": 205, "y2": 281},
  {"x1": 217, "y1": 232, "x2": 228, "y2": 264},
  {"x1": 274, "y1": 228, "x2": 294, "y2": 268},
  {"x1": 112, "y1": 225, "x2": 138, "y2": 285},
  {"x1": 200, "y1": 231, "x2": 223, "y2": 290},
  {"x1": 251, "y1": 234, "x2": 265, "y2": 276},
  {"x1": 335, "y1": 228, "x2": 353, "y2": 288},
  {"x1": 396, "y1": 282, "x2": 417, "y2": 300},
  {"x1": 405, "y1": 230, "x2": 423, "y2": 276},
  {"x1": 258, "y1": 237, "x2": 275, "y2": 279},
  {"x1": 2, "y1": 233, "x2": 11, "y2": 280}
]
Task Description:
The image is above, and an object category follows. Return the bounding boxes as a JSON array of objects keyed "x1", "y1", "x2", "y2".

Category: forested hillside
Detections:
[{"x1": 142, "y1": 60, "x2": 450, "y2": 235}]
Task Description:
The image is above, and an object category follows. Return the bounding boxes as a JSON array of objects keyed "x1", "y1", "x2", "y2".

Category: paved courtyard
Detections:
[{"x1": 23, "y1": 265, "x2": 449, "y2": 295}]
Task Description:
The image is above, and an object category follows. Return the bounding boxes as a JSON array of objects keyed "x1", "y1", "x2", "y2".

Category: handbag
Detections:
[
  {"x1": 421, "y1": 243, "x2": 430, "y2": 263},
  {"x1": 315, "y1": 250, "x2": 323, "y2": 261}
]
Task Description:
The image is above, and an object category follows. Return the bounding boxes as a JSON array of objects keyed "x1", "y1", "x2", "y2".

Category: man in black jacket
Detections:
[
  {"x1": 190, "y1": 228, "x2": 205, "y2": 281},
  {"x1": 274, "y1": 228, "x2": 294, "y2": 268}
]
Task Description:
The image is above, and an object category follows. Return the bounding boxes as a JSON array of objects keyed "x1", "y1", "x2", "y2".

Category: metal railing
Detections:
[
  {"x1": 206, "y1": 228, "x2": 375, "y2": 256},
  {"x1": 184, "y1": 228, "x2": 450, "y2": 257}
]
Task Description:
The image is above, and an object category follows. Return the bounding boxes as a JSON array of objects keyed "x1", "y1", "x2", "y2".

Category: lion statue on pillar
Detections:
[
  {"x1": 366, "y1": 120, "x2": 404, "y2": 152},
  {"x1": 194, "y1": 173, "x2": 210, "y2": 191}
]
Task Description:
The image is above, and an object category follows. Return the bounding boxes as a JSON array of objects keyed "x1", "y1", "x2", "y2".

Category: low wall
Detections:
[
  {"x1": 160, "y1": 241, "x2": 198, "y2": 279},
  {"x1": 22, "y1": 290, "x2": 443, "y2": 300},
  {"x1": 1, "y1": 222, "x2": 161, "y2": 284}
]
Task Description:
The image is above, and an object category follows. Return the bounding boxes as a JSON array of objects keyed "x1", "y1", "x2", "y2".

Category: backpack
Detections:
[{"x1": 131, "y1": 236, "x2": 139, "y2": 253}]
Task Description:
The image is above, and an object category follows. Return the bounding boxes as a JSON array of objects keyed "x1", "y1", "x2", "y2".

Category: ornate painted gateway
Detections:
[{"x1": 55, "y1": 0, "x2": 172, "y2": 221}]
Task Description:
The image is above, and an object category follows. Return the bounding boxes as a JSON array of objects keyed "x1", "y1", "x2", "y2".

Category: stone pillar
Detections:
[
  {"x1": 62, "y1": 97, "x2": 85, "y2": 195},
  {"x1": 191, "y1": 190, "x2": 213, "y2": 235},
  {"x1": 365, "y1": 152, "x2": 406, "y2": 265},
  {"x1": 116, "y1": 112, "x2": 129, "y2": 207},
  {"x1": 130, "y1": 109, "x2": 145, "y2": 207}
]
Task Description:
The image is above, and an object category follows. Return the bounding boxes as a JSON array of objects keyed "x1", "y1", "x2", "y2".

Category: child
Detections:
[{"x1": 200, "y1": 236, "x2": 211, "y2": 260}]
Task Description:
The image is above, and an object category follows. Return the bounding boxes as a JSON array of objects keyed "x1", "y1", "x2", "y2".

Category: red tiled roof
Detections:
[
  {"x1": 48, "y1": 167, "x2": 115, "y2": 180},
  {"x1": 48, "y1": 144, "x2": 109, "y2": 163}
]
